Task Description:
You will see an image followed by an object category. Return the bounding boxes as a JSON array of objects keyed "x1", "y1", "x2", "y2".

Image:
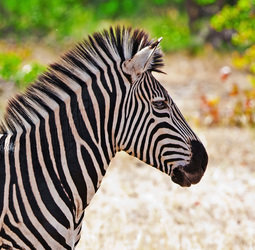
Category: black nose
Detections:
[{"x1": 171, "y1": 140, "x2": 208, "y2": 187}]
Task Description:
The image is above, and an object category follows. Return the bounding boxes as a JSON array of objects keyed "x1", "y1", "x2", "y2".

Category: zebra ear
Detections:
[{"x1": 123, "y1": 37, "x2": 162, "y2": 82}]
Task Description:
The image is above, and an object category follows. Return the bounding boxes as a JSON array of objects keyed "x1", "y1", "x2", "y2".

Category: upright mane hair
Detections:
[{"x1": 0, "y1": 26, "x2": 164, "y2": 134}]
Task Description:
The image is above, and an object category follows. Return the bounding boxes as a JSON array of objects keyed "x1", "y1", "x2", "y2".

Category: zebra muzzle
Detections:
[
  {"x1": 171, "y1": 140, "x2": 208, "y2": 187},
  {"x1": 171, "y1": 165, "x2": 197, "y2": 187}
]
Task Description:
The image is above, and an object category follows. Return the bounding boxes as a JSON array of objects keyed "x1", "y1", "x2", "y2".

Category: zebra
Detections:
[{"x1": 0, "y1": 26, "x2": 208, "y2": 249}]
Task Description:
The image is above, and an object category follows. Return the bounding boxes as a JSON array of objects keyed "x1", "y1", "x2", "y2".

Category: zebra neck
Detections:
[{"x1": 0, "y1": 54, "x2": 128, "y2": 210}]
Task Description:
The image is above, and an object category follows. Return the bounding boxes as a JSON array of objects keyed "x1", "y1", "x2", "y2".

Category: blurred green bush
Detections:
[
  {"x1": 211, "y1": 0, "x2": 255, "y2": 85},
  {"x1": 0, "y1": 0, "x2": 98, "y2": 41},
  {"x1": 0, "y1": 0, "x2": 195, "y2": 88},
  {"x1": 206, "y1": 0, "x2": 255, "y2": 127},
  {"x1": 0, "y1": 0, "x2": 195, "y2": 51},
  {"x1": 211, "y1": 0, "x2": 255, "y2": 48},
  {"x1": 211, "y1": 0, "x2": 255, "y2": 87},
  {"x1": 0, "y1": 52, "x2": 46, "y2": 89},
  {"x1": 195, "y1": 0, "x2": 217, "y2": 5}
]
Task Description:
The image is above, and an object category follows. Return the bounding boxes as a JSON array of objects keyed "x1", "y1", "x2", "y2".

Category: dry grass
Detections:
[{"x1": 77, "y1": 127, "x2": 255, "y2": 250}]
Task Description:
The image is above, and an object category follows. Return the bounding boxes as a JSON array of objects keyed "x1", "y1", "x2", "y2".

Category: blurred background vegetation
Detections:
[{"x1": 0, "y1": 0, "x2": 254, "y2": 126}]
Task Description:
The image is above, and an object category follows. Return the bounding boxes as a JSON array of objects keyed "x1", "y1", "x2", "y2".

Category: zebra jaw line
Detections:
[{"x1": 0, "y1": 26, "x2": 208, "y2": 249}]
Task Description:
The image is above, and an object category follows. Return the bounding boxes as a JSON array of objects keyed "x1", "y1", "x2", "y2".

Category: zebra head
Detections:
[{"x1": 119, "y1": 32, "x2": 208, "y2": 187}]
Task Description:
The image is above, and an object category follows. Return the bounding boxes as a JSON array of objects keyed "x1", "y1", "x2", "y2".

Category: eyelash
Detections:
[{"x1": 152, "y1": 100, "x2": 168, "y2": 110}]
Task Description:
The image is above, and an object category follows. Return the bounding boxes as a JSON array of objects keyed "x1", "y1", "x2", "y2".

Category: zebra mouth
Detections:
[{"x1": 171, "y1": 165, "x2": 201, "y2": 187}]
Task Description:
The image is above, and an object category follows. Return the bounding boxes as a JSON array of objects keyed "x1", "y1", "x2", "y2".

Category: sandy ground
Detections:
[
  {"x1": 0, "y1": 49, "x2": 254, "y2": 249},
  {"x1": 77, "y1": 127, "x2": 255, "y2": 250}
]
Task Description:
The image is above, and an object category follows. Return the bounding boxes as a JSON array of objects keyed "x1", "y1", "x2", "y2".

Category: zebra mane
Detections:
[{"x1": 0, "y1": 26, "x2": 164, "y2": 134}]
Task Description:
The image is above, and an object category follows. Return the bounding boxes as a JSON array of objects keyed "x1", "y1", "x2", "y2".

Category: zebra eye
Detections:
[{"x1": 152, "y1": 100, "x2": 168, "y2": 110}]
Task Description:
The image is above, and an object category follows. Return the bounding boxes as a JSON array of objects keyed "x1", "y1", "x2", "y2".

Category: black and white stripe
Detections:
[{"x1": 0, "y1": 27, "x2": 207, "y2": 249}]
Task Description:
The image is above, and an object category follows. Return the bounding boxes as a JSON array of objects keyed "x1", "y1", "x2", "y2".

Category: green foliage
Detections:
[
  {"x1": 0, "y1": 53, "x2": 21, "y2": 80},
  {"x1": 0, "y1": 0, "x2": 194, "y2": 52},
  {"x1": 211, "y1": 0, "x2": 255, "y2": 47},
  {"x1": 0, "y1": 52, "x2": 46, "y2": 89},
  {"x1": 0, "y1": 0, "x2": 98, "y2": 40},
  {"x1": 205, "y1": 0, "x2": 255, "y2": 127},
  {"x1": 195, "y1": 0, "x2": 216, "y2": 5},
  {"x1": 94, "y1": 0, "x2": 179, "y2": 18},
  {"x1": 139, "y1": 9, "x2": 191, "y2": 52},
  {"x1": 211, "y1": 0, "x2": 255, "y2": 83},
  {"x1": 16, "y1": 62, "x2": 46, "y2": 89}
]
